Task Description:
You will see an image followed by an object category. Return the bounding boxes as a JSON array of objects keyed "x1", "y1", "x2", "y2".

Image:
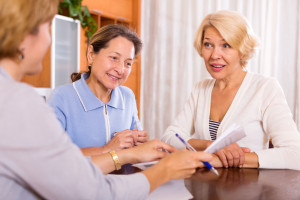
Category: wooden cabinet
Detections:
[
  {"x1": 22, "y1": 49, "x2": 51, "y2": 88},
  {"x1": 22, "y1": 0, "x2": 141, "y2": 110}
]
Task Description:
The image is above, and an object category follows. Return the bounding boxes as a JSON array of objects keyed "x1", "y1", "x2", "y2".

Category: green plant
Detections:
[{"x1": 59, "y1": 0, "x2": 97, "y2": 38}]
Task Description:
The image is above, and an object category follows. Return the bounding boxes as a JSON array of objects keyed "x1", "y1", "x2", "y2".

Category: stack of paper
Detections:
[{"x1": 204, "y1": 123, "x2": 246, "y2": 153}]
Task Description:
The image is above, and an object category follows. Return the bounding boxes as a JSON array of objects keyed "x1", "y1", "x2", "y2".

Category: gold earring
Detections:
[
  {"x1": 19, "y1": 53, "x2": 24, "y2": 60},
  {"x1": 19, "y1": 48, "x2": 25, "y2": 60}
]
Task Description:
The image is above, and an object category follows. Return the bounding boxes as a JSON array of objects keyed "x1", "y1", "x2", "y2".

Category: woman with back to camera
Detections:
[
  {"x1": 161, "y1": 10, "x2": 300, "y2": 170},
  {"x1": 0, "y1": 0, "x2": 214, "y2": 199},
  {"x1": 48, "y1": 25, "x2": 149, "y2": 156}
]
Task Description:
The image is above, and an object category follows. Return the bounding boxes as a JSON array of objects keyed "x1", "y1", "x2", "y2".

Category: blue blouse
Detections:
[{"x1": 47, "y1": 73, "x2": 142, "y2": 148}]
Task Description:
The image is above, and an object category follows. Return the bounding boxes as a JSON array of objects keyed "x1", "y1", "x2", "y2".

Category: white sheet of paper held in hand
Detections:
[{"x1": 204, "y1": 124, "x2": 246, "y2": 154}]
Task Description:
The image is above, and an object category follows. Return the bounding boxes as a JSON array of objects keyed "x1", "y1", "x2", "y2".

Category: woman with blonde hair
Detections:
[
  {"x1": 0, "y1": 0, "x2": 214, "y2": 199},
  {"x1": 162, "y1": 10, "x2": 300, "y2": 170}
]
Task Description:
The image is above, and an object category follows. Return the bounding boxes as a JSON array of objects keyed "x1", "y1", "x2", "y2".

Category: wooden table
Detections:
[
  {"x1": 117, "y1": 165, "x2": 300, "y2": 200},
  {"x1": 185, "y1": 168, "x2": 300, "y2": 200}
]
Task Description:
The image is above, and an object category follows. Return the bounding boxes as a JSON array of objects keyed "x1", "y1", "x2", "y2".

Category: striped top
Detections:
[{"x1": 209, "y1": 119, "x2": 221, "y2": 140}]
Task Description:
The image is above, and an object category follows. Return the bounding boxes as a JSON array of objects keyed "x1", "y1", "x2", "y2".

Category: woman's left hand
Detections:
[{"x1": 215, "y1": 143, "x2": 251, "y2": 168}]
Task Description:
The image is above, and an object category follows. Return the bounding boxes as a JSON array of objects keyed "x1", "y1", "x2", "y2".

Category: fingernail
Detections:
[{"x1": 239, "y1": 165, "x2": 242, "y2": 168}]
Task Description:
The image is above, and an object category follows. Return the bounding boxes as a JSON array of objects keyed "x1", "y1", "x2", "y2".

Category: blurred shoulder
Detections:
[
  {"x1": 247, "y1": 72, "x2": 281, "y2": 88},
  {"x1": 47, "y1": 83, "x2": 74, "y2": 106},
  {"x1": 117, "y1": 86, "x2": 135, "y2": 98},
  {"x1": 1, "y1": 81, "x2": 49, "y2": 113},
  {"x1": 51, "y1": 83, "x2": 74, "y2": 96}
]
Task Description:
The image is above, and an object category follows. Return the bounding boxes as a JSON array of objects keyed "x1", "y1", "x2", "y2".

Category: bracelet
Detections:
[{"x1": 108, "y1": 151, "x2": 121, "y2": 170}]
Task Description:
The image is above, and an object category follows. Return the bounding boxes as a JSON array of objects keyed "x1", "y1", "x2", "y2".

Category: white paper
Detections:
[
  {"x1": 147, "y1": 179, "x2": 193, "y2": 200},
  {"x1": 204, "y1": 124, "x2": 246, "y2": 154},
  {"x1": 132, "y1": 160, "x2": 158, "y2": 170}
]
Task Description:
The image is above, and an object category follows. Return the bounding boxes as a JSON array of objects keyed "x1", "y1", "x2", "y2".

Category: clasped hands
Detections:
[
  {"x1": 207, "y1": 141, "x2": 251, "y2": 168},
  {"x1": 107, "y1": 129, "x2": 149, "y2": 151}
]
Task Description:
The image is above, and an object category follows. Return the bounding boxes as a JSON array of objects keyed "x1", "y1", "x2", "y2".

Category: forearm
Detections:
[
  {"x1": 91, "y1": 153, "x2": 116, "y2": 174},
  {"x1": 91, "y1": 148, "x2": 137, "y2": 174},
  {"x1": 142, "y1": 163, "x2": 170, "y2": 193},
  {"x1": 81, "y1": 146, "x2": 110, "y2": 156},
  {"x1": 188, "y1": 138, "x2": 212, "y2": 151},
  {"x1": 243, "y1": 152, "x2": 259, "y2": 168}
]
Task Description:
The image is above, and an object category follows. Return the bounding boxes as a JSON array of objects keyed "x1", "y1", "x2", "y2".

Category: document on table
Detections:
[
  {"x1": 147, "y1": 179, "x2": 193, "y2": 200},
  {"x1": 204, "y1": 123, "x2": 246, "y2": 153}
]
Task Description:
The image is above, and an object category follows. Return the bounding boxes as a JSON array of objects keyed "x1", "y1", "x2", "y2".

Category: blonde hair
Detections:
[
  {"x1": 0, "y1": 0, "x2": 58, "y2": 60},
  {"x1": 194, "y1": 10, "x2": 259, "y2": 67}
]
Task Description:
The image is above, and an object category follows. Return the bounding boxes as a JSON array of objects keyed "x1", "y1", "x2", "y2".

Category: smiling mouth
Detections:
[
  {"x1": 211, "y1": 65, "x2": 225, "y2": 68},
  {"x1": 107, "y1": 73, "x2": 120, "y2": 81},
  {"x1": 210, "y1": 64, "x2": 225, "y2": 72}
]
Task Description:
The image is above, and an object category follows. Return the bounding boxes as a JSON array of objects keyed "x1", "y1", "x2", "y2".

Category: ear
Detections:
[
  {"x1": 18, "y1": 34, "x2": 31, "y2": 61},
  {"x1": 87, "y1": 45, "x2": 95, "y2": 65}
]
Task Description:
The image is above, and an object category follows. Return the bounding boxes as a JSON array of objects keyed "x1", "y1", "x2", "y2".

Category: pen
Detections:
[
  {"x1": 175, "y1": 133, "x2": 219, "y2": 176},
  {"x1": 134, "y1": 120, "x2": 138, "y2": 131}
]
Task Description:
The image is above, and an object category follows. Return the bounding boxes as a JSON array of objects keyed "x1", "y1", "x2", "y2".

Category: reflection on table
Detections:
[
  {"x1": 113, "y1": 165, "x2": 300, "y2": 200},
  {"x1": 185, "y1": 168, "x2": 300, "y2": 200}
]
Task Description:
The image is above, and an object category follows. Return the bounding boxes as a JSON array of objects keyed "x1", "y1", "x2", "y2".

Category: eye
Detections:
[
  {"x1": 223, "y1": 43, "x2": 231, "y2": 48},
  {"x1": 110, "y1": 56, "x2": 119, "y2": 62},
  {"x1": 125, "y1": 61, "x2": 133, "y2": 68},
  {"x1": 203, "y1": 42, "x2": 212, "y2": 47}
]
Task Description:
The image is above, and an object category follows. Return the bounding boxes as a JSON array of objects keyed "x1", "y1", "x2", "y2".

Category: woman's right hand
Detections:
[
  {"x1": 142, "y1": 149, "x2": 213, "y2": 192},
  {"x1": 156, "y1": 149, "x2": 213, "y2": 179},
  {"x1": 105, "y1": 130, "x2": 135, "y2": 151}
]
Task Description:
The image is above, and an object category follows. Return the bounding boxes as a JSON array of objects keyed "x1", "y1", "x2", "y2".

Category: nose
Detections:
[
  {"x1": 115, "y1": 62, "x2": 124, "y2": 74},
  {"x1": 211, "y1": 47, "x2": 222, "y2": 60}
]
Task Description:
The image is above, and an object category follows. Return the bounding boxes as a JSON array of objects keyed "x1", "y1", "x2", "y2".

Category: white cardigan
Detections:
[{"x1": 161, "y1": 72, "x2": 300, "y2": 170}]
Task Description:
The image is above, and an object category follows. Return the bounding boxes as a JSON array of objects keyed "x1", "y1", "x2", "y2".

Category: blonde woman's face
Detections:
[
  {"x1": 201, "y1": 27, "x2": 243, "y2": 81},
  {"x1": 88, "y1": 36, "x2": 135, "y2": 91},
  {"x1": 20, "y1": 21, "x2": 52, "y2": 76}
]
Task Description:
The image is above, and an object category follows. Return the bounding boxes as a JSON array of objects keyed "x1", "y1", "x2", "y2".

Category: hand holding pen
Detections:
[{"x1": 175, "y1": 133, "x2": 219, "y2": 176}]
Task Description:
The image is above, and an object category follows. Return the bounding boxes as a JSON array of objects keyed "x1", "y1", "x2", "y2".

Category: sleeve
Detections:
[
  {"x1": 256, "y1": 79, "x2": 300, "y2": 170},
  {"x1": 160, "y1": 83, "x2": 200, "y2": 149},
  {"x1": 2, "y1": 86, "x2": 150, "y2": 199},
  {"x1": 47, "y1": 88, "x2": 67, "y2": 130}
]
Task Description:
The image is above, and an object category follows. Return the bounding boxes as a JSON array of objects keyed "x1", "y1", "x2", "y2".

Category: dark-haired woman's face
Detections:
[{"x1": 89, "y1": 36, "x2": 135, "y2": 91}]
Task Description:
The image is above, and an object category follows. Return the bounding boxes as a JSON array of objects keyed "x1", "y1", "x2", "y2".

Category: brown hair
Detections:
[
  {"x1": 0, "y1": 0, "x2": 58, "y2": 61},
  {"x1": 194, "y1": 10, "x2": 259, "y2": 67},
  {"x1": 71, "y1": 24, "x2": 142, "y2": 82}
]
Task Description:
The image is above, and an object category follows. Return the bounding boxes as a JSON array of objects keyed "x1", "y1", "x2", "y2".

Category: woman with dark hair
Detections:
[{"x1": 48, "y1": 24, "x2": 149, "y2": 156}]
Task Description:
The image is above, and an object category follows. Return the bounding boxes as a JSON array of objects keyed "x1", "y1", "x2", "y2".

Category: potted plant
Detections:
[{"x1": 59, "y1": 0, "x2": 97, "y2": 38}]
